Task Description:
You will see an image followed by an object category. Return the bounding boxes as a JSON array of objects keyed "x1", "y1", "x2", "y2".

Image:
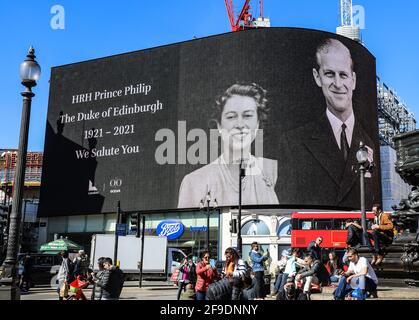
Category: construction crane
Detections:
[{"x1": 224, "y1": 0, "x2": 270, "y2": 32}]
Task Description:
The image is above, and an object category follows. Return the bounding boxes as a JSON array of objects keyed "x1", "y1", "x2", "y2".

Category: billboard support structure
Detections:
[
  {"x1": 113, "y1": 200, "x2": 121, "y2": 266},
  {"x1": 139, "y1": 215, "x2": 145, "y2": 288}
]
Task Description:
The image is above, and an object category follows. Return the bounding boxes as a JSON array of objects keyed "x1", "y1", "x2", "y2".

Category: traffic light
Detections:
[
  {"x1": 229, "y1": 219, "x2": 237, "y2": 233},
  {"x1": 131, "y1": 213, "x2": 140, "y2": 237}
]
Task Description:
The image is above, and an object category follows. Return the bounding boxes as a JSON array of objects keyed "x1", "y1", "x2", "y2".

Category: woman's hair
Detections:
[
  {"x1": 291, "y1": 248, "x2": 300, "y2": 255},
  {"x1": 373, "y1": 203, "x2": 382, "y2": 212},
  {"x1": 200, "y1": 250, "x2": 210, "y2": 259},
  {"x1": 329, "y1": 251, "x2": 337, "y2": 259},
  {"x1": 212, "y1": 83, "x2": 270, "y2": 129},
  {"x1": 225, "y1": 247, "x2": 239, "y2": 260}
]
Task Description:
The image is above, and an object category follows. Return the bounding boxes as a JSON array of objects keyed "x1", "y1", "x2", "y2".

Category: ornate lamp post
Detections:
[
  {"x1": 0, "y1": 47, "x2": 40, "y2": 300},
  {"x1": 199, "y1": 192, "x2": 218, "y2": 251},
  {"x1": 356, "y1": 141, "x2": 371, "y2": 246}
]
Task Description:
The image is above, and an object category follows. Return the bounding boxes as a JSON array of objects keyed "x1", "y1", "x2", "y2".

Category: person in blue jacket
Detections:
[{"x1": 249, "y1": 242, "x2": 269, "y2": 299}]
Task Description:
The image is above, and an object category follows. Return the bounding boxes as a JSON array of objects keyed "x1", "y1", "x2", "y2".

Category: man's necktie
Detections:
[{"x1": 341, "y1": 123, "x2": 350, "y2": 162}]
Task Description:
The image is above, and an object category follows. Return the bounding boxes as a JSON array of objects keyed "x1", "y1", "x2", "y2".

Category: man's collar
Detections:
[
  {"x1": 326, "y1": 108, "x2": 355, "y2": 129},
  {"x1": 326, "y1": 108, "x2": 355, "y2": 148}
]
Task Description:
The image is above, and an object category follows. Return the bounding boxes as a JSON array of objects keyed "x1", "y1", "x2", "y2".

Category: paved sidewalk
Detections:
[{"x1": 20, "y1": 280, "x2": 419, "y2": 300}]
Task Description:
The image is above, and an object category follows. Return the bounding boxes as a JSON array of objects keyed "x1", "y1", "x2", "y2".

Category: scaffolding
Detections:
[
  {"x1": 377, "y1": 77, "x2": 416, "y2": 147},
  {"x1": 0, "y1": 150, "x2": 43, "y2": 203}
]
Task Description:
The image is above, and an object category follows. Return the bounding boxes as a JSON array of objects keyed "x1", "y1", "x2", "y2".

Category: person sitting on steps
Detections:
[{"x1": 370, "y1": 204, "x2": 395, "y2": 266}]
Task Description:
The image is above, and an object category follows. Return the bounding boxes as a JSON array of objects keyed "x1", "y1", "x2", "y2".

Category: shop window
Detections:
[
  {"x1": 242, "y1": 244, "x2": 270, "y2": 262},
  {"x1": 277, "y1": 219, "x2": 291, "y2": 237},
  {"x1": 241, "y1": 219, "x2": 270, "y2": 236},
  {"x1": 277, "y1": 245, "x2": 291, "y2": 258}
]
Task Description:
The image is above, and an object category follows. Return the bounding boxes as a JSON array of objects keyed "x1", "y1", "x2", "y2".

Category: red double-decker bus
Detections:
[{"x1": 291, "y1": 211, "x2": 376, "y2": 250}]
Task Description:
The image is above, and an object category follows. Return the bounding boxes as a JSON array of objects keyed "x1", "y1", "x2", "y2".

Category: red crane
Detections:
[{"x1": 224, "y1": 0, "x2": 270, "y2": 32}]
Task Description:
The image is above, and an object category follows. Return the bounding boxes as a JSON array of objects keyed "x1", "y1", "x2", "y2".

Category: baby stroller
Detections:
[{"x1": 66, "y1": 276, "x2": 90, "y2": 300}]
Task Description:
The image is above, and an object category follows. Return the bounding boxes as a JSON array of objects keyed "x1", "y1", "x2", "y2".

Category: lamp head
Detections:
[
  {"x1": 213, "y1": 198, "x2": 218, "y2": 209},
  {"x1": 19, "y1": 46, "x2": 41, "y2": 88},
  {"x1": 206, "y1": 191, "x2": 211, "y2": 203},
  {"x1": 356, "y1": 141, "x2": 369, "y2": 165}
]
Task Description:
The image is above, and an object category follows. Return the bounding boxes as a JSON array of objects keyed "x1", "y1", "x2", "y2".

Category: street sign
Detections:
[{"x1": 116, "y1": 223, "x2": 127, "y2": 236}]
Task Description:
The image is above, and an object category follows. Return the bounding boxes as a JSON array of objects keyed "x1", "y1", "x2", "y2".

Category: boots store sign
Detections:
[{"x1": 156, "y1": 220, "x2": 184, "y2": 240}]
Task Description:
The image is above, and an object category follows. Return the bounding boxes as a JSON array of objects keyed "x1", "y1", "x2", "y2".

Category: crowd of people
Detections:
[
  {"x1": 19, "y1": 204, "x2": 394, "y2": 301},
  {"x1": 56, "y1": 250, "x2": 124, "y2": 300},
  {"x1": 171, "y1": 203, "x2": 394, "y2": 301},
  {"x1": 172, "y1": 242, "x2": 270, "y2": 301}
]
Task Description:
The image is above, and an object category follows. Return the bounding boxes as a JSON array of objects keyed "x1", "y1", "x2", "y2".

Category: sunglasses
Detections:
[{"x1": 203, "y1": 256, "x2": 210, "y2": 259}]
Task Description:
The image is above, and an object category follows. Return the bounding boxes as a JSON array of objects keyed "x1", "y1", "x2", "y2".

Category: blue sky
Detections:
[{"x1": 0, "y1": 0, "x2": 418, "y2": 151}]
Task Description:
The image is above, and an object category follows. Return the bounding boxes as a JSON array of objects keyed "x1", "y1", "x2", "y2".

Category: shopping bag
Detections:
[
  {"x1": 59, "y1": 283, "x2": 69, "y2": 297},
  {"x1": 170, "y1": 268, "x2": 180, "y2": 284},
  {"x1": 69, "y1": 278, "x2": 81, "y2": 293},
  {"x1": 351, "y1": 288, "x2": 367, "y2": 300}
]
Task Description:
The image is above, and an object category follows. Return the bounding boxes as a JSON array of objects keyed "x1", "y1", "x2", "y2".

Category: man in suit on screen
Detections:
[{"x1": 278, "y1": 38, "x2": 380, "y2": 208}]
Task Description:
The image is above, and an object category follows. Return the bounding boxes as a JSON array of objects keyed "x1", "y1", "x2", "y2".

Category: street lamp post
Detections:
[
  {"x1": 237, "y1": 158, "x2": 246, "y2": 255},
  {"x1": 19, "y1": 199, "x2": 30, "y2": 252},
  {"x1": 356, "y1": 141, "x2": 371, "y2": 246},
  {"x1": 0, "y1": 47, "x2": 41, "y2": 300},
  {"x1": 199, "y1": 192, "x2": 217, "y2": 251}
]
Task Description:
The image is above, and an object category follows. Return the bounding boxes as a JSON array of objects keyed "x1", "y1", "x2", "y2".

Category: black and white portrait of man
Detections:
[{"x1": 278, "y1": 38, "x2": 380, "y2": 208}]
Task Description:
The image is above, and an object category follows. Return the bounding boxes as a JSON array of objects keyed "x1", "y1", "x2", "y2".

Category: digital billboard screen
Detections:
[{"x1": 39, "y1": 28, "x2": 381, "y2": 216}]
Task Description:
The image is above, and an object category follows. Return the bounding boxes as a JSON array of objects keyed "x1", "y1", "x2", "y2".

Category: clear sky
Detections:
[{"x1": 0, "y1": 0, "x2": 418, "y2": 151}]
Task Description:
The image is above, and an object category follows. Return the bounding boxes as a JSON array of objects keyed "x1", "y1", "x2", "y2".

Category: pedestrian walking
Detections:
[
  {"x1": 93, "y1": 257, "x2": 124, "y2": 300},
  {"x1": 57, "y1": 251, "x2": 74, "y2": 300},
  {"x1": 90, "y1": 257, "x2": 105, "y2": 300},
  {"x1": 176, "y1": 255, "x2": 196, "y2": 300}
]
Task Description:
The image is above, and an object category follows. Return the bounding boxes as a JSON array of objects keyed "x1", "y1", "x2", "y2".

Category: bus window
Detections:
[
  {"x1": 300, "y1": 220, "x2": 312, "y2": 230},
  {"x1": 314, "y1": 219, "x2": 332, "y2": 230}
]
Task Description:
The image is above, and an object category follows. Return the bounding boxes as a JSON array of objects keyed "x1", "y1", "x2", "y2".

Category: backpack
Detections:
[{"x1": 206, "y1": 278, "x2": 233, "y2": 301}]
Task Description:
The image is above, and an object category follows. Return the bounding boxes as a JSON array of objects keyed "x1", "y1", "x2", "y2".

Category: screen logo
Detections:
[
  {"x1": 156, "y1": 220, "x2": 184, "y2": 240},
  {"x1": 88, "y1": 180, "x2": 99, "y2": 195},
  {"x1": 110, "y1": 178, "x2": 122, "y2": 194}
]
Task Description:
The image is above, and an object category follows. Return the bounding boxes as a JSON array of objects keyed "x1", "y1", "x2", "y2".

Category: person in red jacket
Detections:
[{"x1": 195, "y1": 251, "x2": 218, "y2": 300}]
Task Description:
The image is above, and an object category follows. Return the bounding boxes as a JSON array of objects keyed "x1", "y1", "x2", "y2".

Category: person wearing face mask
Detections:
[{"x1": 177, "y1": 83, "x2": 279, "y2": 208}]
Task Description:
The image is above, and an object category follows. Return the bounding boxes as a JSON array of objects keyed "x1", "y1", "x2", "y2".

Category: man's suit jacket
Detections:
[{"x1": 277, "y1": 113, "x2": 381, "y2": 208}]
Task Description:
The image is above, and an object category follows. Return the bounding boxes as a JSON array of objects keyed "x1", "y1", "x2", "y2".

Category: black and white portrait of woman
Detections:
[{"x1": 177, "y1": 83, "x2": 279, "y2": 208}]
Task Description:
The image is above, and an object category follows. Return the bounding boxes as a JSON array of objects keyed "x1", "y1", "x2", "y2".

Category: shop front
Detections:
[{"x1": 140, "y1": 210, "x2": 221, "y2": 259}]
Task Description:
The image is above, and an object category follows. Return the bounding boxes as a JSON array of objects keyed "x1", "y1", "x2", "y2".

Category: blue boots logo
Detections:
[{"x1": 157, "y1": 220, "x2": 184, "y2": 240}]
